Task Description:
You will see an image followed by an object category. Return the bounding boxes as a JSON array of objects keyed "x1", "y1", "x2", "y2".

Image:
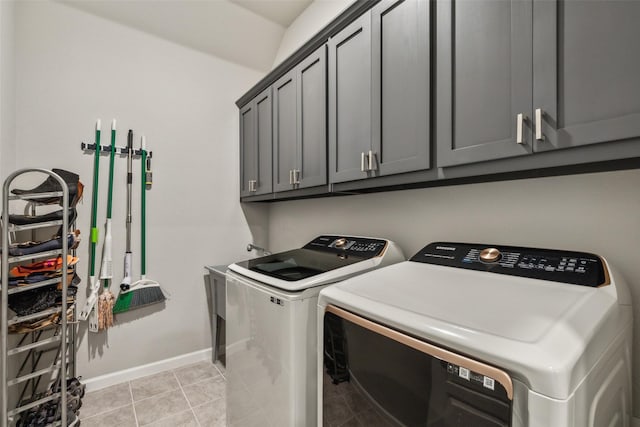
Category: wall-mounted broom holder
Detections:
[{"x1": 80, "y1": 142, "x2": 153, "y2": 158}]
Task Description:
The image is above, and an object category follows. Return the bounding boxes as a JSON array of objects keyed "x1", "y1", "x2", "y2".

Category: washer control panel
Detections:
[
  {"x1": 410, "y1": 242, "x2": 607, "y2": 287},
  {"x1": 303, "y1": 235, "x2": 387, "y2": 257}
]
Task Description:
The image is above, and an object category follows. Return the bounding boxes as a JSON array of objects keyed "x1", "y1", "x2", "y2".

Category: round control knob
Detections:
[
  {"x1": 479, "y1": 248, "x2": 501, "y2": 263},
  {"x1": 334, "y1": 238, "x2": 347, "y2": 248}
]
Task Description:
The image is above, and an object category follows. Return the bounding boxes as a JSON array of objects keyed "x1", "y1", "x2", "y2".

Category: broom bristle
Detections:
[
  {"x1": 113, "y1": 285, "x2": 165, "y2": 314},
  {"x1": 113, "y1": 291, "x2": 133, "y2": 314}
]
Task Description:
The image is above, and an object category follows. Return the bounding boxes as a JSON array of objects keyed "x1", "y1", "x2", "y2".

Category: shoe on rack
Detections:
[
  {"x1": 8, "y1": 268, "x2": 76, "y2": 287},
  {"x1": 11, "y1": 169, "x2": 83, "y2": 207},
  {"x1": 5, "y1": 230, "x2": 81, "y2": 256},
  {"x1": 8, "y1": 207, "x2": 77, "y2": 226},
  {"x1": 9, "y1": 255, "x2": 79, "y2": 278},
  {"x1": 8, "y1": 284, "x2": 58, "y2": 316}
]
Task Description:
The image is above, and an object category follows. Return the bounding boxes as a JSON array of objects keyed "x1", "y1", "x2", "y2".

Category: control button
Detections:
[
  {"x1": 334, "y1": 238, "x2": 347, "y2": 248},
  {"x1": 479, "y1": 248, "x2": 501, "y2": 263}
]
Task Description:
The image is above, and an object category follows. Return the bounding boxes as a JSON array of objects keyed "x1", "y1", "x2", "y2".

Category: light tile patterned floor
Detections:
[{"x1": 79, "y1": 361, "x2": 226, "y2": 427}]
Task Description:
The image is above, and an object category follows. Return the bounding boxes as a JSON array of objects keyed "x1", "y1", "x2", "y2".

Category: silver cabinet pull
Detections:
[
  {"x1": 289, "y1": 170, "x2": 293, "y2": 185},
  {"x1": 368, "y1": 150, "x2": 376, "y2": 171},
  {"x1": 293, "y1": 169, "x2": 301, "y2": 185},
  {"x1": 535, "y1": 108, "x2": 545, "y2": 141},
  {"x1": 249, "y1": 180, "x2": 257, "y2": 192},
  {"x1": 516, "y1": 113, "x2": 527, "y2": 144},
  {"x1": 360, "y1": 152, "x2": 366, "y2": 172}
]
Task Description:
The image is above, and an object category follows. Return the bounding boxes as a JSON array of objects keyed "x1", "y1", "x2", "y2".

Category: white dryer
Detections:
[
  {"x1": 318, "y1": 242, "x2": 633, "y2": 427},
  {"x1": 225, "y1": 235, "x2": 404, "y2": 426}
]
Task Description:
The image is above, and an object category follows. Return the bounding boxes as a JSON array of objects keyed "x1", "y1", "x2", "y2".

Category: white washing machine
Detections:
[
  {"x1": 318, "y1": 242, "x2": 633, "y2": 427},
  {"x1": 225, "y1": 235, "x2": 404, "y2": 426}
]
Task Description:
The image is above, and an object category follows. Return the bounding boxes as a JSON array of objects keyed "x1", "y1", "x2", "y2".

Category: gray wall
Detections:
[
  {"x1": 0, "y1": 0, "x2": 16, "y2": 179},
  {"x1": 268, "y1": 169, "x2": 640, "y2": 417},
  {"x1": 14, "y1": 0, "x2": 268, "y2": 379}
]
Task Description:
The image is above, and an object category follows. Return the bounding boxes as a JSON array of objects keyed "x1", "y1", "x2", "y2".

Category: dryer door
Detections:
[{"x1": 322, "y1": 305, "x2": 514, "y2": 426}]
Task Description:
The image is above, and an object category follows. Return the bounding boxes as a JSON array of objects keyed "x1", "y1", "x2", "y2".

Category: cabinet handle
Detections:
[
  {"x1": 294, "y1": 169, "x2": 301, "y2": 185},
  {"x1": 289, "y1": 170, "x2": 293, "y2": 185},
  {"x1": 368, "y1": 150, "x2": 376, "y2": 171},
  {"x1": 516, "y1": 113, "x2": 527, "y2": 144},
  {"x1": 360, "y1": 152, "x2": 366, "y2": 172},
  {"x1": 249, "y1": 180, "x2": 256, "y2": 192},
  {"x1": 535, "y1": 108, "x2": 545, "y2": 142}
]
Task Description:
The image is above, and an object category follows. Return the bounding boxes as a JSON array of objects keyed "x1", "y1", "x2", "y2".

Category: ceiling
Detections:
[
  {"x1": 58, "y1": 0, "x2": 313, "y2": 72},
  {"x1": 231, "y1": 0, "x2": 313, "y2": 27}
]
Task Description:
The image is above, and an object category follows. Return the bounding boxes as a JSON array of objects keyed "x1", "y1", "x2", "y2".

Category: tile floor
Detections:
[{"x1": 79, "y1": 361, "x2": 226, "y2": 427}]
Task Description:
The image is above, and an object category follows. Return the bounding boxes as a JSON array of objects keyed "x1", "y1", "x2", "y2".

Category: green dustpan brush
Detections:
[{"x1": 114, "y1": 135, "x2": 166, "y2": 314}]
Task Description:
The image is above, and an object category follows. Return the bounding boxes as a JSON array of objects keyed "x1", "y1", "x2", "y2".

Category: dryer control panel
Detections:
[
  {"x1": 303, "y1": 235, "x2": 387, "y2": 257},
  {"x1": 410, "y1": 242, "x2": 607, "y2": 287}
]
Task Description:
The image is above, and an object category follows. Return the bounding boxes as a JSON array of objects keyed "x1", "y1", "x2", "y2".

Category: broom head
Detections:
[{"x1": 113, "y1": 279, "x2": 165, "y2": 314}]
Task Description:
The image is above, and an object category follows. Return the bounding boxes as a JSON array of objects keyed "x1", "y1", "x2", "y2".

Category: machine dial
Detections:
[
  {"x1": 334, "y1": 238, "x2": 347, "y2": 248},
  {"x1": 480, "y1": 247, "x2": 501, "y2": 263}
]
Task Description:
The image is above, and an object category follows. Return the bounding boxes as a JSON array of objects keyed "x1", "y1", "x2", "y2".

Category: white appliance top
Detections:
[
  {"x1": 228, "y1": 235, "x2": 405, "y2": 292},
  {"x1": 318, "y1": 242, "x2": 632, "y2": 400}
]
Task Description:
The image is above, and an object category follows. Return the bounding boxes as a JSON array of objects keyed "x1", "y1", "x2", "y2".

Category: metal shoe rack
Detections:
[{"x1": 1, "y1": 169, "x2": 78, "y2": 427}]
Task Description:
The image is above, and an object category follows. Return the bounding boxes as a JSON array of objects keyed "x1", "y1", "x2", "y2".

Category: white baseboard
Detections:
[{"x1": 83, "y1": 347, "x2": 212, "y2": 393}]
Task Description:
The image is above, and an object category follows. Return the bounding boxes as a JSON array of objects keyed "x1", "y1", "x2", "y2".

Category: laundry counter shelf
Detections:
[{"x1": 204, "y1": 265, "x2": 227, "y2": 366}]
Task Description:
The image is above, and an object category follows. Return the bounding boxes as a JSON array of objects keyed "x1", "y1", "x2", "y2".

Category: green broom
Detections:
[
  {"x1": 97, "y1": 119, "x2": 117, "y2": 329},
  {"x1": 78, "y1": 119, "x2": 101, "y2": 332},
  {"x1": 113, "y1": 135, "x2": 166, "y2": 313}
]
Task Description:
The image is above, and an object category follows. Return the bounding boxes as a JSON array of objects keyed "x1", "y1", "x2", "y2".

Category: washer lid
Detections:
[
  {"x1": 319, "y1": 260, "x2": 631, "y2": 399},
  {"x1": 228, "y1": 235, "x2": 404, "y2": 292}
]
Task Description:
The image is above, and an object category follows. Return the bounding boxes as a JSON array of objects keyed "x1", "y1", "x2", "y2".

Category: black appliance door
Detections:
[{"x1": 323, "y1": 305, "x2": 513, "y2": 427}]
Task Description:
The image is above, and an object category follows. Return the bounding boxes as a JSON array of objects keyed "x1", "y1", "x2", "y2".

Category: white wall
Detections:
[
  {"x1": 0, "y1": 0, "x2": 16, "y2": 179},
  {"x1": 269, "y1": 2, "x2": 640, "y2": 419},
  {"x1": 14, "y1": 0, "x2": 268, "y2": 379},
  {"x1": 271, "y1": 0, "x2": 354, "y2": 68}
]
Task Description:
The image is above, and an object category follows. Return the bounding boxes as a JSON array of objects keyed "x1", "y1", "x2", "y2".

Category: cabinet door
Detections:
[
  {"x1": 297, "y1": 45, "x2": 327, "y2": 189},
  {"x1": 254, "y1": 88, "x2": 273, "y2": 195},
  {"x1": 533, "y1": 0, "x2": 640, "y2": 152},
  {"x1": 273, "y1": 71, "x2": 298, "y2": 192},
  {"x1": 328, "y1": 13, "x2": 372, "y2": 184},
  {"x1": 239, "y1": 102, "x2": 256, "y2": 198},
  {"x1": 372, "y1": 0, "x2": 430, "y2": 177},
  {"x1": 436, "y1": 0, "x2": 533, "y2": 167}
]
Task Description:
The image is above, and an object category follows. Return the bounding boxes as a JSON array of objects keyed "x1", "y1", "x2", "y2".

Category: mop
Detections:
[
  {"x1": 78, "y1": 119, "x2": 101, "y2": 332},
  {"x1": 113, "y1": 135, "x2": 166, "y2": 313},
  {"x1": 97, "y1": 119, "x2": 117, "y2": 330}
]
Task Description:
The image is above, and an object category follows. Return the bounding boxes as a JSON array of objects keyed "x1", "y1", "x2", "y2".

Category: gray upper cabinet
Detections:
[
  {"x1": 273, "y1": 45, "x2": 327, "y2": 192},
  {"x1": 328, "y1": 13, "x2": 372, "y2": 184},
  {"x1": 239, "y1": 87, "x2": 272, "y2": 197},
  {"x1": 329, "y1": 0, "x2": 430, "y2": 184},
  {"x1": 273, "y1": 71, "x2": 298, "y2": 192},
  {"x1": 436, "y1": 0, "x2": 533, "y2": 167},
  {"x1": 239, "y1": 102, "x2": 255, "y2": 197},
  {"x1": 371, "y1": 0, "x2": 430, "y2": 176},
  {"x1": 240, "y1": 0, "x2": 640, "y2": 201},
  {"x1": 297, "y1": 46, "x2": 327, "y2": 189},
  {"x1": 533, "y1": 0, "x2": 640, "y2": 153}
]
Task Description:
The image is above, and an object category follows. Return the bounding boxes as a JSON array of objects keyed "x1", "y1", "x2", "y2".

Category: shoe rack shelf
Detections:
[{"x1": 1, "y1": 169, "x2": 78, "y2": 427}]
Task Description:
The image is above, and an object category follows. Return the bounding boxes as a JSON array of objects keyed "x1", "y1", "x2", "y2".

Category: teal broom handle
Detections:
[
  {"x1": 141, "y1": 136, "x2": 147, "y2": 276},
  {"x1": 90, "y1": 120, "x2": 101, "y2": 277}
]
